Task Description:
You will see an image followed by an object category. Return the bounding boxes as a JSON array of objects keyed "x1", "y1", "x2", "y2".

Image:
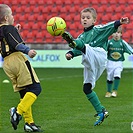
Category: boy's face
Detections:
[
  {"x1": 80, "y1": 11, "x2": 96, "y2": 28},
  {"x1": 112, "y1": 31, "x2": 122, "y2": 41}
]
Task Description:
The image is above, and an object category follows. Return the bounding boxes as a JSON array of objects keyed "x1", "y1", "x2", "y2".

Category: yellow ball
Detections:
[{"x1": 46, "y1": 17, "x2": 66, "y2": 36}]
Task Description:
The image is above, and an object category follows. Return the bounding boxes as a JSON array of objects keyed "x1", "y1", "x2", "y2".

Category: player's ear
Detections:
[
  {"x1": 93, "y1": 19, "x2": 96, "y2": 24},
  {"x1": 92, "y1": 19, "x2": 96, "y2": 24},
  {"x1": 4, "y1": 15, "x2": 8, "y2": 21}
]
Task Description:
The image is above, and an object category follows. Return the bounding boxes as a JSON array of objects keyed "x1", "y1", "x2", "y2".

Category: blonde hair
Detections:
[
  {"x1": 0, "y1": 4, "x2": 10, "y2": 23},
  {"x1": 81, "y1": 7, "x2": 97, "y2": 20}
]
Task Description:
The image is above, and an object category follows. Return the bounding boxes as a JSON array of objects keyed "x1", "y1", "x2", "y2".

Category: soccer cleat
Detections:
[
  {"x1": 105, "y1": 92, "x2": 112, "y2": 98},
  {"x1": 94, "y1": 109, "x2": 109, "y2": 126},
  {"x1": 94, "y1": 112, "x2": 104, "y2": 126},
  {"x1": 102, "y1": 109, "x2": 109, "y2": 118},
  {"x1": 24, "y1": 123, "x2": 43, "y2": 132},
  {"x1": 62, "y1": 31, "x2": 76, "y2": 48},
  {"x1": 9, "y1": 107, "x2": 22, "y2": 130},
  {"x1": 111, "y1": 91, "x2": 117, "y2": 97}
]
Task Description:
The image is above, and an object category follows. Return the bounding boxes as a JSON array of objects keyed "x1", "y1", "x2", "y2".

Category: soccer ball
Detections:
[{"x1": 46, "y1": 17, "x2": 66, "y2": 36}]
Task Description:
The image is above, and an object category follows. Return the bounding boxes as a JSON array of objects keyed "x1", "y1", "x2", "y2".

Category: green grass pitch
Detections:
[{"x1": 0, "y1": 68, "x2": 132, "y2": 133}]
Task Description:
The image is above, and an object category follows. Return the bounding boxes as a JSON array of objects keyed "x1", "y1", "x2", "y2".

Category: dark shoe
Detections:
[
  {"x1": 62, "y1": 31, "x2": 76, "y2": 48},
  {"x1": 24, "y1": 123, "x2": 44, "y2": 132},
  {"x1": 9, "y1": 107, "x2": 22, "y2": 130}
]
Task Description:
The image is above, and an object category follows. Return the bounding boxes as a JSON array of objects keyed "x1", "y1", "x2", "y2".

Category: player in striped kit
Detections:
[
  {"x1": 105, "y1": 26, "x2": 133, "y2": 98},
  {"x1": 62, "y1": 7, "x2": 129, "y2": 126}
]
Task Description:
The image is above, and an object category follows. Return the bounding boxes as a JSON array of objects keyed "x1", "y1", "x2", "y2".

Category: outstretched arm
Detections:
[
  {"x1": 120, "y1": 17, "x2": 129, "y2": 24},
  {"x1": 114, "y1": 17, "x2": 129, "y2": 29}
]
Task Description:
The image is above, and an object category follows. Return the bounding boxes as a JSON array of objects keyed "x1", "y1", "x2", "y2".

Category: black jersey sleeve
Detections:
[{"x1": 4, "y1": 25, "x2": 25, "y2": 48}]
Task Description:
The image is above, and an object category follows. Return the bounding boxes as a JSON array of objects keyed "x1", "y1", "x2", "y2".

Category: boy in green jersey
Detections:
[
  {"x1": 61, "y1": 7, "x2": 129, "y2": 126},
  {"x1": 105, "y1": 26, "x2": 133, "y2": 98}
]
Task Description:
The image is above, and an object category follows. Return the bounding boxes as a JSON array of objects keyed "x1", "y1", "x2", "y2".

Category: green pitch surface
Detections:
[{"x1": 0, "y1": 68, "x2": 132, "y2": 133}]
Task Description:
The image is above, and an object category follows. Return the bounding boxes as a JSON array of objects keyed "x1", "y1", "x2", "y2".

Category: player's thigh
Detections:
[
  {"x1": 107, "y1": 69, "x2": 114, "y2": 81},
  {"x1": 114, "y1": 62, "x2": 123, "y2": 78},
  {"x1": 83, "y1": 67, "x2": 96, "y2": 89},
  {"x1": 106, "y1": 61, "x2": 116, "y2": 80},
  {"x1": 3, "y1": 59, "x2": 17, "y2": 82},
  {"x1": 114, "y1": 67, "x2": 123, "y2": 78}
]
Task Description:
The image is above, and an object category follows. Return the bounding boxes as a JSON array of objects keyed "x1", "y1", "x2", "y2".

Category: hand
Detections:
[
  {"x1": 15, "y1": 24, "x2": 21, "y2": 32},
  {"x1": 28, "y1": 49, "x2": 37, "y2": 58},
  {"x1": 65, "y1": 53, "x2": 72, "y2": 60},
  {"x1": 120, "y1": 17, "x2": 129, "y2": 24}
]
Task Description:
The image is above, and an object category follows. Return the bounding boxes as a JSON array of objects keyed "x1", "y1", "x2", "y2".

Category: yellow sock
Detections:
[
  {"x1": 17, "y1": 92, "x2": 37, "y2": 115},
  {"x1": 20, "y1": 99, "x2": 34, "y2": 124}
]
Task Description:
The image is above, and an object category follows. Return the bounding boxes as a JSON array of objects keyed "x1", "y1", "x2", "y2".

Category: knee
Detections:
[
  {"x1": 83, "y1": 83, "x2": 92, "y2": 94},
  {"x1": 19, "y1": 89, "x2": 27, "y2": 98},
  {"x1": 29, "y1": 83, "x2": 42, "y2": 96},
  {"x1": 34, "y1": 84, "x2": 42, "y2": 96},
  {"x1": 114, "y1": 77, "x2": 120, "y2": 80},
  {"x1": 107, "y1": 80, "x2": 113, "y2": 84}
]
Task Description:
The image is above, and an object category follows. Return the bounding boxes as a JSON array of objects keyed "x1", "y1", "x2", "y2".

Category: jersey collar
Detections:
[{"x1": 84, "y1": 25, "x2": 94, "y2": 32}]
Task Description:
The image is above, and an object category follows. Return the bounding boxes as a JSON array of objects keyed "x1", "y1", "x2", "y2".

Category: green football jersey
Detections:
[
  {"x1": 107, "y1": 38, "x2": 133, "y2": 61},
  {"x1": 71, "y1": 21, "x2": 118, "y2": 57}
]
